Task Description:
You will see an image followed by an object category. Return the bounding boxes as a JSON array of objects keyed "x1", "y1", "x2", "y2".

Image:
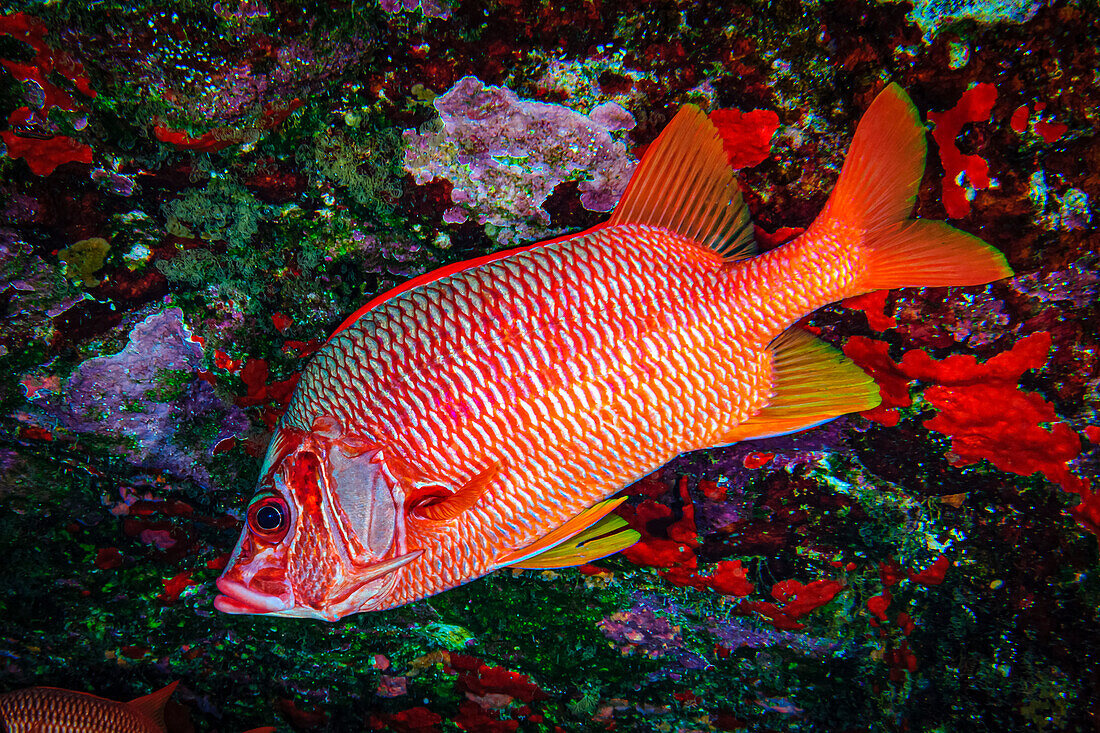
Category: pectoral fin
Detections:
[
  {"x1": 408, "y1": 462, "x2": 501, "y2": 522},
  {"x1": 498, "y1": 496, "x2": 640, "y2": 569}
]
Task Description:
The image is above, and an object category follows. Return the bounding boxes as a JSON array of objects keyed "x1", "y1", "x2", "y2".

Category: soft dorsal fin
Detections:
[
  {"x1": 717, "y1": 329, "x2": 881, "y2": 443},
  {"x1": 497, "y1": 496, "x2": 635, "y2": 567},
  {"x1": 608, "y1": 104, "x2": 756, "y2": 260},
  {"x1": 128, "y1": 681, "x2": 178, "y2": 732},
  {"x1": 407, "y1": 462, "x2": 501, "y2": 523}
]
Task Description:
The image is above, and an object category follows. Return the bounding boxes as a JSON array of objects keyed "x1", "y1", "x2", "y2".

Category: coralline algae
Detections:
[
  {"x1": 46, "y1": 308, "x2": 247, "y2": 484},
  {"x1": 403, "y1": 76, "x2": 636, "y2": 243}
]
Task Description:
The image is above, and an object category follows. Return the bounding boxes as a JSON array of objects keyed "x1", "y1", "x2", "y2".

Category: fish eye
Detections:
[{"x1": 246, "y1": 492, "x2": 290, "y2": 542}]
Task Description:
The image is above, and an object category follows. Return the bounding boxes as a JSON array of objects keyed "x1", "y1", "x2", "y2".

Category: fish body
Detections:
[
  {"x1": 0, "y1": 683, "x2": 175, "y2": 733},
  {"x1": 0, "y1": 682, "x2": 276, "y2": 733},
  {"x1": 216, "y1": 85, "x2": 1011, "y2": 620}
]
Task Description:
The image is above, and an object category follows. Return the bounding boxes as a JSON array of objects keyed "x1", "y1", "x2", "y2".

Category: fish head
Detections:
[{"x1": 215, "y1": 418, "x2": 421, "y2": 620}]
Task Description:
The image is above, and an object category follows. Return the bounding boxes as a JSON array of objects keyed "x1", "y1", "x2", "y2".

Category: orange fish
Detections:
[
  {"x1": 0, "y1": 681, "x2": 274, "y2": 733},
  {"x1": 215, "y1": 84, "x2": 1011, "y2": 620}
]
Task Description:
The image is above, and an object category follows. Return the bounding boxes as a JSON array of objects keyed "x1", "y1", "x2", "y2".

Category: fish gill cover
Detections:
[{"x1": 0, "y1": 1, "x2": 1097, "y2": 731}]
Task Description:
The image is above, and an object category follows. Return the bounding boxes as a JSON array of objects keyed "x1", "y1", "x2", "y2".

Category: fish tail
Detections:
[{"x1": 815, "y1": 83, "x2": 1013, "y2": 293}]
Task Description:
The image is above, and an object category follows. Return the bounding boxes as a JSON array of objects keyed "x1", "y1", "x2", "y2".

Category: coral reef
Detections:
[
  {"x1": 0, "y1": 0, "x2": 1097, "y2": 731},
  {"x1": 33, "y1": 308, "x2": 249, "y2": 485}
]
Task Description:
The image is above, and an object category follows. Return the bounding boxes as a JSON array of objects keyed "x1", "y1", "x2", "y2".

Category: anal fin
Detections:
[
  {"x1": 498, "y1": 497, "x2": 639, "y2": 569},
  {"x1": 718, "y1": 329, "x2": 881, "y2": 443}
]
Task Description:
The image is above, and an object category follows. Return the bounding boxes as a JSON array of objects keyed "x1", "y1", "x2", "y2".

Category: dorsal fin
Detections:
[
  {"x1": 608, "y1": 104, "x2": 756, "y2": 260},
  {"x1": 497, "y1": 496, "x2": 634, "y2": 567},
  {"x1": 128, "y1": 681, "x2": 178, "y2": 733},
  {"x1": 717, "y1": 328, "x2": 881, "y2": 443}
]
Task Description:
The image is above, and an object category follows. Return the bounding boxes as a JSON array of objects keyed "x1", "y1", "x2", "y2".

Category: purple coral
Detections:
[
  {"x1": 1011, "y1": 256, "x2": 1099, "y2": 310},
  {"x1": 0, "y1": 227, "x2": 83, "y2": 332},
  {"x1": 47, "y1": 308, "x2": 248, "y2": 484},
  {"x1": 404, "y1": 76, "x2": 636, "y2": 243},
  {"x1": 598, "y1": 605, "x2": 686, "y2": 660},
  {"x1": 705, "y1": 615, "x2": 837, "y2": 657}
]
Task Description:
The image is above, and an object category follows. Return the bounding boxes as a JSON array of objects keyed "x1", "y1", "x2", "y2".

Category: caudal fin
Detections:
[{"x1": 818, "y1": 83, "x2": 1013, "y2": 290}]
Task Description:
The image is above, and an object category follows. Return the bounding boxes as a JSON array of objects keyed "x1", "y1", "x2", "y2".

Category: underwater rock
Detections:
[
  {"x1": 906, "y1": 0, "x2": 1045, "y2": 39},
  {"x1": 48, "y1": 308, "x2": 248, "y2": 484},
  {"x1": 0, "y1": 228, "x2": 84, "y2": 352}
]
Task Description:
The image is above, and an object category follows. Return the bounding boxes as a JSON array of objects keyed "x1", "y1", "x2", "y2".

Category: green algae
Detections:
[
  {"x1": 308, "y1": 124, "x2": 405, "y2": 211},
  {"x1": 58, "y1": 238, "x2": 111, "y2": 288},
  {"x1": 162, "y1": 179, "x2": 263, "y2": 252}
]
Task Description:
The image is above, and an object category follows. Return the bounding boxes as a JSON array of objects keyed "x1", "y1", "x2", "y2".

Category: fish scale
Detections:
[
  {"x1": 282, "y1": 224, "x2": 769, "y2": 605},
  {"x1": 0, "y1": 687, "x2": 156, "y2": 733}
]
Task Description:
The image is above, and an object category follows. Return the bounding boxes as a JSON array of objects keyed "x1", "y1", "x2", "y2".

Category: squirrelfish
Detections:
[
  {"x1": 215, "y1": 84, "x2": 1011, "y2": 620},
  {"x1": 0, "y1": 681, "x2": 274, "y2": 733}
]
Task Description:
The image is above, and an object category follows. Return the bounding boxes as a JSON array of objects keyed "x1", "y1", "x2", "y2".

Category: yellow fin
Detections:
[
  {"x1": 718, "y1": 329, "x2": 881, "y2": 443},
  {"x1": 498, "y1": 496, "x2": 637, "y2": 568},
  {"x1": 608, "y1": 105, "x2": 756, "y2": 260},
  {"x1": 509, "y1": 515, "x2": 640, "y2": 570},
  {"x1": 409, "y1": 462, "x2": 501, "y2": 522},
  {"x1": 128, "y1": 681, "x2": 178, "y2": 733}
]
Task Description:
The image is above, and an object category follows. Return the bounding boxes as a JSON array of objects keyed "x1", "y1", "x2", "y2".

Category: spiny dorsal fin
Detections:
[
  {"x1": 497, "y1": 496, "x2": 637, "y2": 567},
  {"x1": 609, "y1": 104, "x2": 756, "y2": 260},
  {"x1": 128, "y1": 681, "x2": 178, "y2": 733},
  {"x1": 717, "y1": 329, "x2": 881, "y2": 443}
]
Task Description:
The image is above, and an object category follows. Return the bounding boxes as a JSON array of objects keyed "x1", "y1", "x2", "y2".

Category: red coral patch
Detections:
[
  {"x1": 844, "y1": 332, "x2": 1094, "y2": 533},
  {"x1": 1010, "y1": 104, "x2": 1029, "y2": 133},
  {"x1": 867, "y1": 591, "x2": 891, "y2": 623},
  {"x1": 841, "y1": 290, "x2": 896, "y2": 331},
  {"x1": 0, "y1": 132, "x2": 93, "y2": 176},
  {"x1": 909, "y1": 555, "x2": 951, "y2": 586},
  {"x1": 708, "y1": 108, "x2": 780, "y2": 169},
  {"x1": 158, "y1": 571, "x2": 195, "y2": 604},
  {"x1": 705, "y1": 559, "x2": 755, "y2": 597},
  {"x1": 928, "y1": 83, "x2": 997, "y2": 218}
]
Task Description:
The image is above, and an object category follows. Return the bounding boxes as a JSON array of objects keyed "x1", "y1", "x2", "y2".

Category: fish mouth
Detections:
[{"x1": 214, "y1": 576, "x2": 288, "y2": 615}]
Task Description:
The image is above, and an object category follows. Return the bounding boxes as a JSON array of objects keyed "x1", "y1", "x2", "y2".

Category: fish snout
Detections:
[{"x1": 214, "y1": 575, "x2": 290, "y2": 615}]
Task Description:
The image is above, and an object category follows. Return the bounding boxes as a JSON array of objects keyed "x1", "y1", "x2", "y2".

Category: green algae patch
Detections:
[{"x1": 59, "y1": 238, "x2": 111, "y2": 287}]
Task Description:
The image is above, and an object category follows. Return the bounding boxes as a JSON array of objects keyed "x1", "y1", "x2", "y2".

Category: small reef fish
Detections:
[
  {"x1": 216, "y1": 84, "x2": 1011, "y2": 620},
  {"x1": 0, "y1": 681, "x2": 274, "y2": 733}
]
